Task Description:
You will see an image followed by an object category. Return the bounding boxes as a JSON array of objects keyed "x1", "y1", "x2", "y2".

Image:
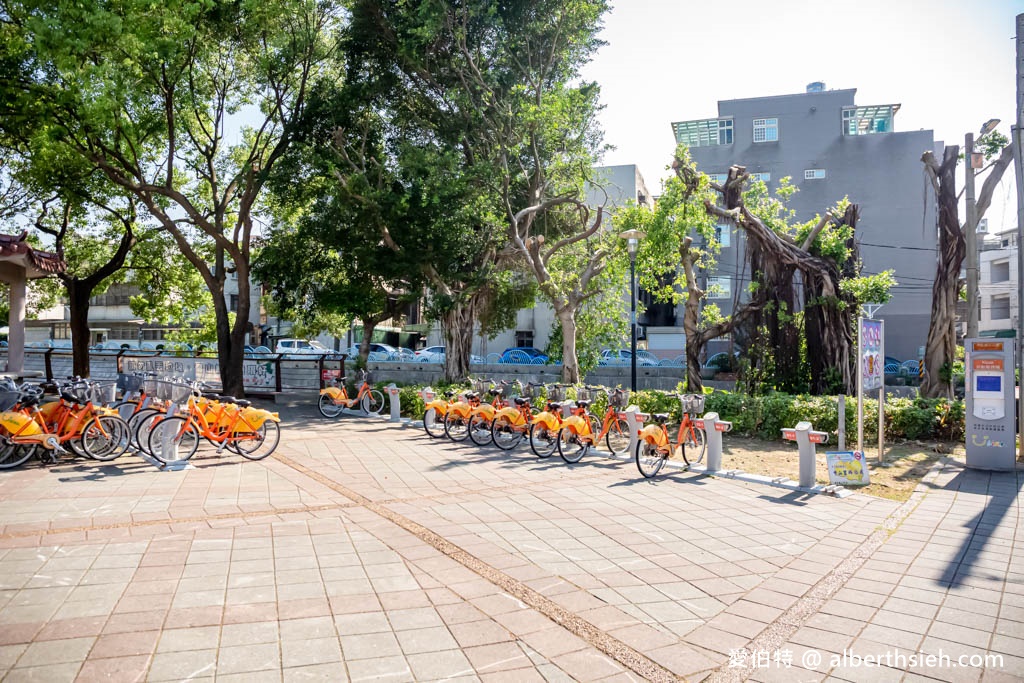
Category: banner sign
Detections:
[
  {"x1": 243, "y1": 359, "x2": 276, "y2": 390},
  {"x1": 860, "y1": 319, "x2": 883, "y2": 391},
  {"x1": 120, "y1": 356, "x2": 275, "y2": 391},
  {"x1": 825, "y1": 451, "x2": 870, "y2": 486}
]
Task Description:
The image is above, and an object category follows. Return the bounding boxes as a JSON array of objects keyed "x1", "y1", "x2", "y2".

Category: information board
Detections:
[
  {"x1": 860, "y1": 319, "x2": 883, "y2": 391},
  {"x1": 825, "y1": 450, "x2": 870, "y2": 486}
]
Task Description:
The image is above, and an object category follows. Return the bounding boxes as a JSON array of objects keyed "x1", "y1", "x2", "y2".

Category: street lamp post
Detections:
[
  {"x1": 619, "y1": 229, "x2": 646, "y2": 393},
  {"x1": 966, "y1": 118, "x2": 1001, "y2": 339}
]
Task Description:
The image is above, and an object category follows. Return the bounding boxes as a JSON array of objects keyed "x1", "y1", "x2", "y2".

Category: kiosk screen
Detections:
[{"x1": 976, "y1": 375, "x2": 1001, "y2": 393}]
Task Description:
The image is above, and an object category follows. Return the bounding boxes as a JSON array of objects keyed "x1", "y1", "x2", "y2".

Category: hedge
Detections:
[{"x1": 387, "y1": 382, "x2": 965, "y2": 443}]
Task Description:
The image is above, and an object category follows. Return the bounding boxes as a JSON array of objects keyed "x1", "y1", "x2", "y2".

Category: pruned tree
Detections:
[{"x1": 920, "y1": 135, "x2": 1013, "y2": 398}]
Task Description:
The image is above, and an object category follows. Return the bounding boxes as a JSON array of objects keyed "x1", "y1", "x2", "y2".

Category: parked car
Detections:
[
  {"x1": 601, "y1": 348, "x2": 658, "y2": 366},
  {"x1": 703, "y1": 351, "x2": 740, "y2": 369},
  {"x1": 275, "y1": 338, "x2": 335, "y2": 358},
  {"x1": 499, "y1": 347, "x2": 549, "y2": 364},
  {"x1": 0, "y1": 341, "x2": 7, "y2": 348},
  {"x1": 414, "y1": 346, "x2": 484, "y2": 364}
]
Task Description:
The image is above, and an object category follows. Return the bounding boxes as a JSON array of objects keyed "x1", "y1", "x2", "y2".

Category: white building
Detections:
[{"x1": 979, "y1": 227, "x2": 1018, "y2": 335}]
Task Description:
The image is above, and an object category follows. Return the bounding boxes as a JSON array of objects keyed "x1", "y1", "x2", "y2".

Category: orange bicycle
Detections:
[
  {"x1": 529, "y1": 384, "x2": 569, "y2": 457},
  {"x1": 145, "y1": 384, "x2": 281, "y2": 465},
  {"x1": 318, "y1": 370, "x2": 384, "y2": 417},
  {"x1": 490, "y1": 382, "x2": 543, "y2": 450},
  {"x1": 635, "y1": 393, "x2": 707, "y2": 477}
]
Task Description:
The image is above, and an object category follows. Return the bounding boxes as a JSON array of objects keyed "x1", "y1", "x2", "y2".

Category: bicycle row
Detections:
[
  {"x1": 416, "y1": 379, "x2": 708, "y2": 478},
  {"x1": 0, "y1": 373, "x2": 281, "y2": 470}
]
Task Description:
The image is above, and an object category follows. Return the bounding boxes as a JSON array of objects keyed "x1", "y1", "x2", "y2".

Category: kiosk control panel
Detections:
[{"x1": 965, "y1": 338, "x2": 1015, "y2": 470}]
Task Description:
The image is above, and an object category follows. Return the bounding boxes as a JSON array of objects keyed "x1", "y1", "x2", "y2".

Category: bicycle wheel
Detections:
[
  {"x1": 491, "y1": 415, "x2": 523, "y2": 451},
  {"x1": 81, "y1": 415, "x2": 131, "y2": 461},
  {"x1": 229, "y1": 420, "x2": 281, "y2": 460},
  {"x1": 468, "y1": 414, "x2": 493, "y2": 446},
  {"x1": 0, "y1": 431, "x2": 35, "y2": 470},
  {"x1": 146, "y1": 416, "x2": 200, "y2": 465},
  {"x1": 444, "y1": 412, "x2": 469, "y2": 441},
  {"x1": 362, "y1": 390, "x2": 384, "y2": 414},
  {"x1": 636, "y1": 439, "x2": 667, "y2": 478},
  {"x1": 529, "y1": 423, "x2": 558, "y2": 458},
  {"x1": 681, "y1": 422, "x2": 707, "y2": 466},
  {"x1": 132, "y1": 408, "x2": 166, "y2": 455},
  {"x1": 111, "y1": 400, "x2": 139, "y2": 423},
  {"x1": 558, "y1": 420, "x2": 595, "y2": 464},
  {"x1": 318, "y1": 393, "x2": 344, "y2": 418},
  {"x1": 605, "y1": 416, "x2": 631, "y2": 455},
  {"x1": 423, "y1": 408, "x2": 446, "y2": 438}
]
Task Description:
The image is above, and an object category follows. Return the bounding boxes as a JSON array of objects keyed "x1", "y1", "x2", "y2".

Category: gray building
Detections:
[{"x1": 674, "y1": 84, "x2": 939, "y2": 361}]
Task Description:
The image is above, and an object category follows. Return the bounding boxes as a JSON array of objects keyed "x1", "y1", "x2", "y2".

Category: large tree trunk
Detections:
[
  {"x1": 557, "y1": 308, "x2": 580, "y2": 384},
  {"x1": 920, "y1": 147, "x2": 962, "y2": 399},
  {"x1": 66, "y1": 281, "x2": 92, "y2": 378},
  {"x1": 440, "y1": 301, "x2": 477, "y2": 383},
  {"x1": 358, "y1": 321, "x2": 377, "y2": 367}
]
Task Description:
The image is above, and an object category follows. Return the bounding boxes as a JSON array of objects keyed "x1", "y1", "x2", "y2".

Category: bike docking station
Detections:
[
  {"x1": 385, "y1": 383, "x2": 410, "y2": 424},
  {"x1": 778, "y1": 421, "x2": 851, "y2": 497},
  {"x1": 411, "y1": 387, "x2": 435, "y2": 430},
  {"x1": 692, "y1": 413, "x2": 732, "y2": 472}
]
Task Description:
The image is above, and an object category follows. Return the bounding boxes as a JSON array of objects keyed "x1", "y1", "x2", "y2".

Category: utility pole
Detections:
[
  {"x1": 965, "y1": 131, "x2": 979, "y2": 339},
  {"x1": 1014, "y1": 13, "x2": 1024, "y2": 460}
]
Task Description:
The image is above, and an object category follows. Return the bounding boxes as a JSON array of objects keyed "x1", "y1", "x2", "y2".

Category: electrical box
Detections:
[{"x1": 965, "y1": 338, "x2": 1016, "y2": 471}]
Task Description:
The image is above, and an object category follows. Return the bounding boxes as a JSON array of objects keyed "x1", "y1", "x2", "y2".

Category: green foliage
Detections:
[{"x1": 841, "y1": 270, "x2": 897, "y2": 306}]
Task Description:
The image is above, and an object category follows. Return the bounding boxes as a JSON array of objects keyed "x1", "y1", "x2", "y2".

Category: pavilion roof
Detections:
[{"x1": 0, "y1": 231, "x2": 66, "y2": 278}]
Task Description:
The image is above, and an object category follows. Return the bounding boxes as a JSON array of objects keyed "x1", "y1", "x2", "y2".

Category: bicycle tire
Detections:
[
  {"x1": 636, "y1": 439, "x2": 667, "y2": 478},
  {"x1": 491, "y1": 415, "x2": 523, "y2": 451},
  {"x1": 681, "y1": 422, "x2": 707, "y2": 466},
  {"x1": 131, "y1": 408, "x2": 166, "y2": 455},
  {"x1": 529, "y1": 423, "x2": 558, "y2": 458},
  {"x1": 146, "y1": 416, "x2": 200, "y2": 464},
  {"x1": 444, "y1": 412, "x2": 469, "y2": 441},
  {"x1": 229, "y1": 420, "x2": 281, "y2": 460},
  {"x1": 423, "y1": 408, "x2": 446, "y2": 438},
  {"x1": 362, "y1": 390, "x2": 384, "y2": 414},
  {"x1": 318, "y1": 393, "x2": 344, "y2": 418},
  {"x1": 557, "y1": 420, "x2": 594, "y2": 464},
  {"x1": 605, "y1": 416, "x2": 631, "y2": 456},
  {"x1": 0, "y1": 431, "x2": 35, "y2": 470},
  {"x1": 467, "y1": 413, "x2": 493, "y2": 446},
  {"x1": 81, "y1": 415, "x2": 131, "y2": 461}
]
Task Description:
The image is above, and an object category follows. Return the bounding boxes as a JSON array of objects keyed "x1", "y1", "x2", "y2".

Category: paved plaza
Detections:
[{"x1": 0, "y1": 398, "x2": 1020, "y2": 682}]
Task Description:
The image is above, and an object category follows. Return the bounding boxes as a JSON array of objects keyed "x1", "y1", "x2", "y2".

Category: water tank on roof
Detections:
[{"x1": 806, "y1": 81, "x2": 825, "y2": 93}]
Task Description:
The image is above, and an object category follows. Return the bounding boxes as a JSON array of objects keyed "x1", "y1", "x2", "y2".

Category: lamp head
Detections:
[
  {"x1": 980, "y1": 118, "x2": 1001, "y2": 136},
  {"x1": 618, "y1": 229, "x2": 646, "y2": 257}
]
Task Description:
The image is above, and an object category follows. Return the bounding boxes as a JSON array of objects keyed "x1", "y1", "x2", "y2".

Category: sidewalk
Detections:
[{"x1": 0, "y1": 398, "x2": 1018, "y2": 681}]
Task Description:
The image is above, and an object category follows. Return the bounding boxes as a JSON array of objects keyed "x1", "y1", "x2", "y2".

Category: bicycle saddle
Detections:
[
  {"x1": 220, "y1": 396, "x2": 252, "y2": 407},
  {"x1": 464, "y1": 392, "x2": 479, "y2": 400},
  {"x1": 60, "y1": 390, "x2": 80, "y2": 403},
  {"x1": 513, "y1": 397, "x2": 528, "y2": 407},
  {"x1": 202, "y1": 392, "x2": 222, "y2": 401},
  {"x1": 19, "y1": 395, "x2": 40, "y2": 408},
  {"x1": 652, "y1": 413, "x2": 670, "y2": 423},
  {"x1": 546, "y1": 401, "x2": 563, "y2": 409},
  {"x1": 443, "y1": 391, "x2": 455, "y2": 398},
  {"x1": 575, "y1": 400, "x2": 591, "y2": 408}
]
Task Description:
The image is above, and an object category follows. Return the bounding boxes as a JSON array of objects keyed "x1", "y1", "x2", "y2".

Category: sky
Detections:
[{"x1": 580, "y1": 0, "x2": 1023, "y2": 231}]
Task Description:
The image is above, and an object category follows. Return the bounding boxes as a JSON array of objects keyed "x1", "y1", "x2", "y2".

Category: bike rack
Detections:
[
  {"x1": 782, "y1": 421, "x2": 829, "y2": 488},
  {"x1": 385, "y1": 384, "x2": 409, "y2": 423},
  {"x1": 619, "y1": 406, "x2": 650, "y2": 458},
  {"x1": 693, "y1": 412, "x2": 732, "y2": 472}
]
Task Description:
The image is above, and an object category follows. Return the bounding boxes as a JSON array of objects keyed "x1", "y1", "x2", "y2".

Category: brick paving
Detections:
[{"x1": 0, "y1": 397, "x2": 1019, "y2": 681}]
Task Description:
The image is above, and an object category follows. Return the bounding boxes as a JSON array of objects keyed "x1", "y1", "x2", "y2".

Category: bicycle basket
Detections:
[
  {"x1": 609, "y1": 388, "x2": 630, "y2": 409},
  {"x1": 0, "y1": 391, "x2": 19, "y2": 412},
  {"x1": 116, "y1": 374, "x2": 145, "y2": 394},
  {"x1": 472, "y1": 379, "x2": 490, "y2": 394},
  {"x1": 170, "y1": 383, "x2": 194, "y2": 404},
  {"x1": 681, "y1": 394, "x2": 705, "y2": 415},
  {"x1": 89, "y1": 383, "x2": 118, "y2": 406},
  {"x1": 357, "y1": 370, "x2": 374, "y2": 384},
  {"x1": 546, "y1": 385, "x2": 565, "y2": 402},
  {"x1": 153, "y1": 380, "x2": 175, "y2": 401},
  {"x1": 522, "y1": 383, "x2": 538, "y2": 399},
  {"x1": 143, "y1": 378, "x2": 160, "y2": 396},
  {"x1": 575, "y1": 386, "x2": 593, "y2": 402}
]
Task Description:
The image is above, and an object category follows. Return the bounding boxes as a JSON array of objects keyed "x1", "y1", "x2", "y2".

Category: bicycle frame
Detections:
[{"x1": 638, "y1": 413, "x2": 698, "y2": 456}]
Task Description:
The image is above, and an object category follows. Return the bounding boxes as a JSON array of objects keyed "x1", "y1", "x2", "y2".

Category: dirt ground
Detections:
[{"x1": 673, "y1": 437, "x2": 971, "y2": 502}]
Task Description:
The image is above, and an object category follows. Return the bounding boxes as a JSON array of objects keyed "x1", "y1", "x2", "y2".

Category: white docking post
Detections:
[
  {"x1": 620, "y1": 406, "x2": 649, "y2": 458},
  {"x1": 695, "y1": 412, "x2": 733, "y2": 472},
  {"x1": 782, "y1": 421, "x2": 829, "y2": 488}
]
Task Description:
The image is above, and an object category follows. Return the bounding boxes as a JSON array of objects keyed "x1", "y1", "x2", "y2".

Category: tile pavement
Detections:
[{"x1": 0, "y1": 397, "x2": 1018, "y2": 681}]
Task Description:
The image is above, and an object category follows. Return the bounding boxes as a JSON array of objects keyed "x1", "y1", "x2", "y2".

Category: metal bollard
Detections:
[
  {"x1": 782, "y1": 421, "x2": 829, "y2": 488},
  {"x1": 619, "y1": 406, "x2": 649, "y2": 458},
  {"x1": 386, "y1": 384, "x2": 407, "y2": 423},
  {"x1": 695, "y1": 412, "x2": 733, "y2": 473}
]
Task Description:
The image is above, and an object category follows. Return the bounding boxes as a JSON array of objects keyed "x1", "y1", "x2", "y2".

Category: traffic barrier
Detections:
[
  {"x1": 693, "y1": 412, "x2": 732, "y2": 472},
  {"x1": 782, "y1": 421, "x2": 829, "y2": 488}
]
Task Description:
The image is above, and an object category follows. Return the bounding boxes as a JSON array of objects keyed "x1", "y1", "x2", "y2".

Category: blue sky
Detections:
[{"x1": 582, "y1": 0, "x2": 1022, "y2": 230}]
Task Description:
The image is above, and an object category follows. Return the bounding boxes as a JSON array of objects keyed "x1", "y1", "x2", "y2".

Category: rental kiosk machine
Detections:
[{"x1": 965, "y1": 338, "x2": 1016, "y2": 470}]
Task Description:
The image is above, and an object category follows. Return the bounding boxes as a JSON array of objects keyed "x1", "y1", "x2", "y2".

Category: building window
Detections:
[
  {"x1": 515, "y1": 331, "x2": 534, "y2": 348},
  {"x1": 715, "y1": 223, "x2": 731, "y2": 248},
  {"x1": 992, "y1": 261, "x2": 1011, "y2": 283},
  {"x1": 753, "y1": 118, "x2": 778, "y2": 143},
  {"x1": 842, "y1": 105, "x2": 898, "y2": 136},
  {"x1": 750, "y1": 172, "x2": 771, "y2": 183},
  {"x1": 707, "y1": 277, "x2": 731, "y2": 299},
  {"x1": 671, "y1": 118, "x2": 733, "y2": 147},
  {"x1": 991, "y1": 296, "x2": 1011, "y2": 320},
  {"x1": 707, "y1": 173, "x2": 728, "y2": 185},
  {"x1": 804, "y1": 169, "x2": 826, "y2": 180},
  {"x1": 52, "y1": 324, "x2": 71, "y2": 340},
  {"x1": 109, "y1": 325, "x2": 137, "y2": 340},
  {"x1": 230, "y1": 294, "x2": 239, "y2": 312}
]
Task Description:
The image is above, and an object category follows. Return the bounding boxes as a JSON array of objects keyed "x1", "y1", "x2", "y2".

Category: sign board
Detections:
[
  {"x1": 693, "y1": 419, "x2": 705, "y2": 430},
  {"x1": 973, "y1": 341, "x2": 1004, "y2": 351},
  {"x1": 782, "y1": 429, "x2": 796, "y2": 441},
  {"x1": 715, "y1": 421, "x2": 731, "y2": 432},
  {"x1": 860, "y1": 319, "x2": 883, "y2": 391},
  {"x1": 809, "y1": 432, "x2": 828, "y2": 444},
  {"x1": 120, "y1": 356, "x2": 275, "y2": 391},
  {"x1": 243, "y1": 359, "x2": 276, "y2": 390},
  {"x1": 825, "y1": 451, "x2": 870, "y2": 486},
  {"x1": 321, "y1": 368, "x2": 342, "y2": 382},
  {"x1": 972, "y1": 358, "x2": 1004, "y2": 371}
]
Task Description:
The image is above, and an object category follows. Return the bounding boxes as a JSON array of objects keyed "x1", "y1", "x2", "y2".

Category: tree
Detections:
[
  {"x1": 0, "y1": 0, "x2": 339, "y2": 395},
  {"x1": 920, "y1": 134, "x2": 1013, "y2": 398}
]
